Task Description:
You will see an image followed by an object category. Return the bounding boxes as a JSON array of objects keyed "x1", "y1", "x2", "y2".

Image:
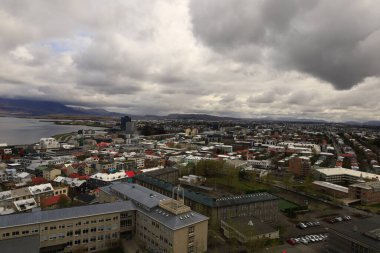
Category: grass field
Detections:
[
  {"x1": 208, "y1": 176, "x2": 268, "y2": 194},
  {"x1": 278, "y1": 199, "x2": 299, "y2": 212}
]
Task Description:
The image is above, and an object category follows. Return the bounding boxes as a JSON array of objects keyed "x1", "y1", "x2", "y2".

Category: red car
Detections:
[{"x1": 286, "y1": 238, "x2": 296, "y2": 245}]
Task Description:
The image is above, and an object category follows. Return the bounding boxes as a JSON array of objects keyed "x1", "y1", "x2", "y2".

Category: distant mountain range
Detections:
[
  {"x1": 0, "y1": 98, "x2": 124, "y2": 117},
  {"x1": 0, "y1": 98, "x2": 379, "y2": 125}
]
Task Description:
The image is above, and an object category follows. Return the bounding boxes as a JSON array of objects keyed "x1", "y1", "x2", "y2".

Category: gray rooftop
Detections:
[
  {"x1": 135, "y1": 174, "x2": 278, "y2": 207},
  {"x1": 101, "y1": 183, "x2": 209, "y2": 230},
  {"x1": 109, "y1": 183, "x2": 168, "y2": 209},
  {"x1": 328, "y1": 216, "x2": 380, "y2": 250},
  {"x1": 138, "y1": 205, "x2": 208, "y2": 230},
  {"x1": 0, "y1": 201, "x2": 135, "y2": 229}
]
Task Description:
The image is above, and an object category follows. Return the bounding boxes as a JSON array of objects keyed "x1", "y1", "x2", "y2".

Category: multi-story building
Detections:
[
  {"x1": 312, "y1": 181, "x2": 349, "y2": 199},
  {"x1": 315, "y1": 168, "x2": 380, "y2": 185},
  {"x1": 0, "y1": 183, "x2": 208, "y2": 253},
  {"x1": 145, "y1": 167, "x2": 179, "y2": 184},
  {"x1": 288, "y1": 156, "x2": 311, "y2": 177},
  {"x1": 349, "y1": 181, "x2": 380, "y2": 205},
  {"x1": 134, "y1": 174, "x2": 278, "y2": 225},
  {"x1": 43, "y1": 168, "x2": 61, "y2": 181},
  {"x1": 39, "y1": 138, "x2": 60, "y2": 149}
]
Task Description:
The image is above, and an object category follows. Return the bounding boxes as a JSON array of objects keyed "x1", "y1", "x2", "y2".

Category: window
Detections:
[
  {"x1": 12, "y1": 231, "x2": 19, "y2": 236},
  {"x1": 90, "y1": 236, "x2": 96, "y2": 242},
  {"x1": 74, "y1": 239, "x2": 81, "y2": 245},
  {"x1": 83, "y1": 229, "x2": 89, "y2": 234},
  {"x1": 66, "y1": 241, "x2": 73, "y2": 247},
  {"x1": 67, "y1": 231, "x2": 73, "y2": 237},
  {"x1": 75, "y1": 229, "x2": 81, "y2": 236},
  {"x1": 22, "y1": 230, "x2": 29, "y2": 235},
  {"x1": 83, "y1": 238, "x2": 89, "y2": 244},
  {"x1": 97, "y1": 235, "x2": 104, "y2": 241},
  {"x1": 76, "y1": 221, "x2": 82, "y2": 226},
  {"x1": 50, "y1": 226, "x2": 57, "y2": 230},
  {"x1": 189, "y1": 236, "x2": 194, "y2": 243},
  {"x1": 188, "y1": 226, "x2": 195, "y2": 234}
]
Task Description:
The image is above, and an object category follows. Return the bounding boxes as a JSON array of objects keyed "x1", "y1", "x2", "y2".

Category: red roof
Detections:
[
  {"x1": 97, "y1": 142, "x2": 110, "y2": 147},
  {"x1": 41, "y1": 195, "x2": 68, "y2": 207},
  {"x1": 31, "y1": 177, "x2": 48, "y2": 185},
  {"x1": 126, "y1": 171, "x2": 135, "y2": 178},
  {"x1": 69, "y1": 173, "x2": 89, "y2": 180},
  {"x1": 69, "y1": 173, "x2": 80, "y2": 178}
]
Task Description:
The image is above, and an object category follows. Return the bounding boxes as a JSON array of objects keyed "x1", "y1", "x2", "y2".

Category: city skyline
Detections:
[{"x1": 1, "y1": 0, "x2": 380, "y2": 121}]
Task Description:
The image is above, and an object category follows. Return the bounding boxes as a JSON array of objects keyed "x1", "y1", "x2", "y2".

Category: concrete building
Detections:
[
  {"x1": 43, "y1": 168, "x2": 61, "y2": 181},
  {"x1": 315, "y1": 168, "x2": 380, "y2": 185},
  {"x1": 134, "y1": 174, "x2": 278, "y2": 226},
  {"x1": 312, "y1": 181, "x2": 349, "y2": 199},
  {"x1": 328, "y1": 216, "x2": 380, "y2": 253},
  {"x1": 0, "y1": 183, "x2": 208, "y2": 253},
  {"x1": 120, "y1": 116, "x2": 131, "y2": 131},
  {"x1": 99, "y1": 183, "x2": 209, "y2": 253},
  {"x1": 349, "y1": 181, "x2": 380, "y2": 205},
  {"x1": 288, "y1": 156, "x2": 311, "y2": 177},
  {"x1": 246, "y1": 159, "x2": 272, "y2": 169},
  {"x1": 39, "y1": 138, "x2": 60, "y2": 149}
]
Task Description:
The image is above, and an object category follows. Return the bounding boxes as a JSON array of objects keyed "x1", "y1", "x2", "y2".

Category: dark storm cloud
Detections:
[{"x1": 189, "y1": 0, "x2": 380, "y2": 89}]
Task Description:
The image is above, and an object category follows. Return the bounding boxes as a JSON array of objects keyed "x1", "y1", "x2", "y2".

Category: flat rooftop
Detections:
[
  {"x1": 316, "y1": 168, "x2": 380, "y2": 180},
  {"x1": 0, "y1": 201, "x2": 134, "y2": 229},
  {"x1": 313, "y1": 181, "x2": 348, "y2": 193},
  {"x1": 328, "y1": 216, "x2": 380, "y2": 250},
  {"x1": 135, "y1": 174, "x2": 278, "y2": 207}
]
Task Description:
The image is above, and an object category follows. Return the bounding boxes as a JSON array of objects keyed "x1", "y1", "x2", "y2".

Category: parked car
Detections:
[{"x1": 287, "y1": 238, "x2": 296, "y2": 245}]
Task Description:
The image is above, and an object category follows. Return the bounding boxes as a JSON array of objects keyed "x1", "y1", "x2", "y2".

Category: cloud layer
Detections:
[{"x1": 0, "y1": 0, "x2": 379, "y2": 121}]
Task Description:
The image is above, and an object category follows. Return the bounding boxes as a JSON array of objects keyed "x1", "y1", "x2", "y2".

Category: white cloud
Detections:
[{"x1": 0, "y1": 0, "x2": 379, "y2": 121}]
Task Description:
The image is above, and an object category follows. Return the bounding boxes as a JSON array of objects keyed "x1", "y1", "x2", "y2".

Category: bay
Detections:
[{"x1": 0, "y1": 117, "x2": 105, "y2": 145}]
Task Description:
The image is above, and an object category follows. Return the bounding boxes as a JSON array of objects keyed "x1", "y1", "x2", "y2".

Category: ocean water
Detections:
[{"x1": 0, "y1": 117, "x2": 104, "y2": 145}]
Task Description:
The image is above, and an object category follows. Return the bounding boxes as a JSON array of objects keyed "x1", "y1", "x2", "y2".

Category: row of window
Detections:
[
  {"x1": 2, "y1": 228, "x2": 39, "y2": 238},
  {"x1": 41, "y1": 217, "x2": 119, "y2": 231},
  {"x1": 41, "y1": 232, "x2": 118, "y2": 243}
]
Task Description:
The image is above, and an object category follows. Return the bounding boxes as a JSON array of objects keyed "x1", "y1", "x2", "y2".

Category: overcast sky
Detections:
[{"x1": 1, "y1": 0, "x2": 380, "y2": 121}]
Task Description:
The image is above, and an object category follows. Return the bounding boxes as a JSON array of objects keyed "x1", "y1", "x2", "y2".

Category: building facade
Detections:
[
  {"x1": 0, "y1": 183, "x2": 208, "y2": 253},
  {"x1": 134, "y1": 174, "x2": 278, "y2": 226},
  {"x1": 349, "y1": 181, "x2": 380, "y2": 205}
]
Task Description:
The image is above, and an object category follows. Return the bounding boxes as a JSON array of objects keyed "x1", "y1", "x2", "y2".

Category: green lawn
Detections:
[
  {"x1": 278, "y1": 199, "x2": 299, "y2": 212},
  {"x1": 207, "y1": 176, "x2": 268, "y2": 193}
]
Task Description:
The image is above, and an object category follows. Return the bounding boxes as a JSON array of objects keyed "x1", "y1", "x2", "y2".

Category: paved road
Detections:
[{"x1": 258, "y1": 242, "x2": 327, "y2": 253}]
